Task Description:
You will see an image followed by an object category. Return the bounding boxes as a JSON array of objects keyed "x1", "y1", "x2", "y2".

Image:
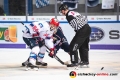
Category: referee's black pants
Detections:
[{"x1": 69, "y1": 24, "x2": 91, "y2": 64}]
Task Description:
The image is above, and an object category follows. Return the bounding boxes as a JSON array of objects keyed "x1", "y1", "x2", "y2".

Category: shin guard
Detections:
[
  {"x1": 37, "y1": 52, "x2": 45, "y2": 62},
  {"x1": 29, "y1": 52, "x2": 37, "y2": 65}
]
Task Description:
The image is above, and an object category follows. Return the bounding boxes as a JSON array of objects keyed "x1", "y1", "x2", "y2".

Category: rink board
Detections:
[{"x1": 0, "y1": 22, "x2": 120, "y2": 50}]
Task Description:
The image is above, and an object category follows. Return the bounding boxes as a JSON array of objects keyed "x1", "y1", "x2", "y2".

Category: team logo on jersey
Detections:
[
  {"x1": 69, "y1": 71, "x2": 77, "y2": 78},
  {"x1": 90, "y1": 27, "x2": 104, "y2": 42}
]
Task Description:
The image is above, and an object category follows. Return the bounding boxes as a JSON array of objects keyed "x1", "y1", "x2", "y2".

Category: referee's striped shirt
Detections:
[{"x1": 66, "y1": 11, "x2": 88, "y2": 31}]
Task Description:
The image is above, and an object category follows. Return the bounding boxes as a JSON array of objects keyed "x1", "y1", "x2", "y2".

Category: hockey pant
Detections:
[{"x1": 29, "y1": 38, "x2": 54, "y2": 65}]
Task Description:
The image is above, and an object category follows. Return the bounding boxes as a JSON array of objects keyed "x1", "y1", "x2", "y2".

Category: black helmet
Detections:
[{"x1": 59, "y1": 4, "x2": 68, "y2": 12}]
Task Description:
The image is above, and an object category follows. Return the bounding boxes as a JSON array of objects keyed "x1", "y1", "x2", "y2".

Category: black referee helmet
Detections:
[{"x1": 59, "y1": 4, "x2": 68, "y2": 12}]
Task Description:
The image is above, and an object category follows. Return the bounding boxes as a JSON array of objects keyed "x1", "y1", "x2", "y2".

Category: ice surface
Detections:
[{"x1": 0, "y1": 49, "x2": 120, "y2": 80}]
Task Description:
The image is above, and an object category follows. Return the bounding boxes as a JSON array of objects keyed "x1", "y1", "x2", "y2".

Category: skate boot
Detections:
[
  {"x1": 67, "y1": 63, "x2": 79, "y2": 70},
  {"x1": 36, "y1": 61, "x2": 47, "y2": 66},
  {"x1": 79, "y1": 61, "x2": 89, "y2": 68},
  {"x1": 26, "y1": 63, "x2": 39, "y2": 71},
  {"x1": 22, "y1": 61, "x2": 28, "y2": 67}
]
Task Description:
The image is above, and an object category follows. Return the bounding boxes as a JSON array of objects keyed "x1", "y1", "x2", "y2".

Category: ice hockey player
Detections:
[
  {"x1": 52, "y1": 26, "x2": 70, "y2": 57},
  {"x1": 52, "y1": 26, "x2": 80, "y2": 65},
  {"x1": 22, "y1": 18, "x2": 59, "y2": 70},
  {"x1": 22, "y1": 26, "x2": 71, "y2": 67}
]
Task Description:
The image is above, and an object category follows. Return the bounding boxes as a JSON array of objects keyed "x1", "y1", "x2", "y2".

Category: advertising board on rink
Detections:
[
  {"x1": 28, "y1": 16, "x2": 53, "y2": 21},
  {"x1": 0, "y1": 15, "x2": 118, "y2": 22},
  {"x1": 0, "y1": 16, "x2": 120, "y2": 49},
  {"x1": 0, "y1": 23, "x2": 27, "y2": 48},
  {"x1": 87, "y1": 15, "x2": 117, "y2": 21},
  {"x1": 60, "y1": 23, "x2": 120, "y2": 44},
  {"x1": 27, "y1": 16, "x2": 117, "y2": 22},
  {"x1": 0, "y1": 16, "x2": 26, "y2": 21}
]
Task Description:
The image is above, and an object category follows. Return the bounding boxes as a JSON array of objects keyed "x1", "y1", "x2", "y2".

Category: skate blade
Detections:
[
  {"x1": 25, "y1": 67, "x2": 39, "y2": 71},
  {"x1": 79, "y1": 65, "x2": 89, "y2": 68},
  {"x1": 67, "y1": 66, "x2": 79, "y2": 70},
  {"x1": 37, "y1": 65, "x2": 47, "y2": 68}
]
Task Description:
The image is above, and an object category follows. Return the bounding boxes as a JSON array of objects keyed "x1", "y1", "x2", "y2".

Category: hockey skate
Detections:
[
  {"x1": 67, "y1": 63, "x2": 79, "y2": 70},
  {"x1": 22, "y1": 61, "x2": 28, "y2": 67},
  {"x1": 25, "y1": 63, "x2": 39, "y2": 71},
  {"x1": 79, "y1": 61, "x2": 89, "y2": 68},
  {"x1": 36, "y1": 61, "x2": 47, "y2": 67}
]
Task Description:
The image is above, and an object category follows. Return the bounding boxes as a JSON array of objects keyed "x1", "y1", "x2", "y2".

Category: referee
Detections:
[{"x1": 59, "y1": 4, "x2": 91, "y2": 67}]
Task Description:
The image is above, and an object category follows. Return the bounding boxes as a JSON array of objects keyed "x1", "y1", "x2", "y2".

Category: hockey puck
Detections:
[{"x1": 101, "y1": 67, "x2": 104, "y2": 70}]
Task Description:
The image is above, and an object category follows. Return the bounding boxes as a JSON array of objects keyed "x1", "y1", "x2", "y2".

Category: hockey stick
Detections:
[
  {"x1": 46, "y1": 50, "x2": 65, "y2": 65},
  {"x1": 21, "y1": 22, "x2": 29, "y2": 29},
  {"x1": 21, "y1": 22, "x2": 30, "y2": 33},
  {"x1": 44, "y1": 44, "x2": 65, "y2": 65},
  {"x1": 21, "y1": 22, "x2": 66, "y2": 65}
]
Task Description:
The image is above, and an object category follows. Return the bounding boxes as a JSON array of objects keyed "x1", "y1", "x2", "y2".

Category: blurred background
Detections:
[{"x1": 0, "y1": 0, "x2": 119, "y2": 19}]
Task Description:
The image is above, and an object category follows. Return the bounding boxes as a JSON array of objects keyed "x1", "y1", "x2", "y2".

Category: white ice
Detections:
[{"x1": 0, "y1": 49, "x2": 120, "y2": 80}]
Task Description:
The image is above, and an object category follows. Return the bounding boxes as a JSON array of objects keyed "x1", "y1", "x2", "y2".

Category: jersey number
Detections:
[{"x1": 39, "y1": 23, "x2": 43, "y2": 28}]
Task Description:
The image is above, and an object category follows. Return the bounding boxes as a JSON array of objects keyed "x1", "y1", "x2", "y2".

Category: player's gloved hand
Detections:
[
  {"x1": 53, "y1": 37, "x2": 57, "y2": 41},
  {"x1": 32, "y1": 32, "x2": 39, "y2": 37},
  {"x1": 48, "y1": 48, "x2": 56, "y2": 58}
]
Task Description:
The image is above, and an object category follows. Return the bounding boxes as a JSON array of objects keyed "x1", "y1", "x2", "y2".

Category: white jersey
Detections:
[{"x1": 23, "y1": 21, "x2": 55, "y2": 49}]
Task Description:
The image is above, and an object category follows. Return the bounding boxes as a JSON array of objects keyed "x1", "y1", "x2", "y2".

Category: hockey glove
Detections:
[
  {"x1": 32, "y1": 32, "x2": 39, "y2": 38},
  {"x1": 48, "y1": 48, "x2": 56, "y2": 58}
]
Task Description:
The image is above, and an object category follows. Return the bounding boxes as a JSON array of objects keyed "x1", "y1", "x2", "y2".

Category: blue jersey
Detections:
[
  {"x1": 53, "y1": 27, "x2": 70, "y2": 53},
  {"x1": 53, "y1": 27, "x2": 68, "y2": 43}
]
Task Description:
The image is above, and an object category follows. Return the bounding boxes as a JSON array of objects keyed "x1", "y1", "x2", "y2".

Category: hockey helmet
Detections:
[{"x1": 49, "y1": 18, "x2": 59, "y2": 27}]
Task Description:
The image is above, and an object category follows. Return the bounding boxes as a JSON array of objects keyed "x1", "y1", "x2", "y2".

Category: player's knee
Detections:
[
  {"x1": 31, "y1": 46, "x2": 40, "y2": 54},
  {"x1": 38, "y1": 39, "x2": 44, "y2": 47},
  {"x1": 61, "y1": 43, "x2": 70, "y2": 52},
  {"x1": 64, "y1": 46, "x2": 70, "y2": 53},
  {"x1": 64, "y1": 49, "x2": 69, "y2": 53},
  {"x1": 63, "y1": 47, "x2": 70, "y2": 53}
]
